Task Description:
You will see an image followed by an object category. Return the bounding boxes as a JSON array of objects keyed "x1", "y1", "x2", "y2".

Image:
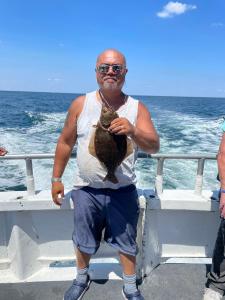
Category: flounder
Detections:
[{"x1": 89, "y1": 106, "x2": 132, "y2": 183}]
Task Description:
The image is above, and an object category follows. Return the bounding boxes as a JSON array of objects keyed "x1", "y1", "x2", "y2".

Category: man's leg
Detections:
[
  {"x1": 203, "y1": 219, "x2": 225, "y2": 300},
  {"x1": 119, "y1": 252, "x2": 144, "y2": 299},
  {"x1": 75, "y1": 248, "x2": 91, "y2": 269},
  {"x1": 105, "y1": 185, "x2": 144, "y2": 299},
  {"x1": 119, "y1": 251, "x2": 136, "y2": 275},
  {"x1": 119, "y1": 251, "x2": 137, "y2": 293},
  {"x1": 64, "y1": 248, "x2": 92, "y2": 300},
  {"x1": 204, "y1": 219, "x2": 225, "y2": 299},
  {"x1": 75, "y1": 248, "x2": 91, "y2": 283},
  {"x1": 64, "y1": 187, "x2": 105, "y2": 300}
]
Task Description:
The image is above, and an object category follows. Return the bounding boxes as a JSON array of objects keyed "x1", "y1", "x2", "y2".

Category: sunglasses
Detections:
[{"x1": 96, "y1": 64, "x2": 125, "y2": 75}]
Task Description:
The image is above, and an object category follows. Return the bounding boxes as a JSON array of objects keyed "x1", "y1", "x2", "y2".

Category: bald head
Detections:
[
  {"x1": 96, "y1": 49, "x2": 126, "y2": 66},
  {"x1": 96, "y1": 49, "x2": 127, "y2": 92}
]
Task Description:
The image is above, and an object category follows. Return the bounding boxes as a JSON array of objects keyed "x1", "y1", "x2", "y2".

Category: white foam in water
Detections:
[
  {"x1": 0, "y1": 111, "x2": 71, "y2": 191},
  {"x1": 148, "y1": 109, "x2": 221, "y2": 191},
  {"x1": 0, "y1": 99, "x2": 223, "y2": 191}
]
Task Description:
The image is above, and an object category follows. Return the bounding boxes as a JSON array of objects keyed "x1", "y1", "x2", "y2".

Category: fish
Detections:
[{"x1": 89, "y1": 106, "x2": 129, "y2": 183}]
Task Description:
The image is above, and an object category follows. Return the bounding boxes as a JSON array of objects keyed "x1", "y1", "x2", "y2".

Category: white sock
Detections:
[{"x1": 123, "y1": 273, "x2": 137, "y2": 294}]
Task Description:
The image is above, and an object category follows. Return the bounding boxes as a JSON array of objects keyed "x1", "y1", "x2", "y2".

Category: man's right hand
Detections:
[
  {"x1": 51, "y1": 182, "x2": 64, "y2": 206},
  {"x1": 220, "y1": 193, "x2": 225, "y2": 218}
]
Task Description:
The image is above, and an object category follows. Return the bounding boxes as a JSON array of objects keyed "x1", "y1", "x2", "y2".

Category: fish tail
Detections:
[{"x1": 104, "y1": 173, "x2": 118, "y2": 183}]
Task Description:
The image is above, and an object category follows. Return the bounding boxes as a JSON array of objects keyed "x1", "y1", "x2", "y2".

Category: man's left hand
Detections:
[{"x1": 108, "y1": 117, "x2": 135, "y2": 137}]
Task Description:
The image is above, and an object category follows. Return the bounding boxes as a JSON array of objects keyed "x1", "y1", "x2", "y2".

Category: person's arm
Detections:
[
  {"x1": 109, "y1": 101, "x2": 160, "y2": 154},
  {"x1": 218, "y1": 133, "x2": 225, "y2": 217},
  {"x1": 0, "y1": 147, "x2": 8, "y2": 156},
  {"x1": 51, "y1": 96, "x2": 85, "y2": 205}
]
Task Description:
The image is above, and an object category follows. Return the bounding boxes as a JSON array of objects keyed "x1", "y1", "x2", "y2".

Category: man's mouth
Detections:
[{"x1": 104, "y1": 77, "x2": 117, "y2": 82}]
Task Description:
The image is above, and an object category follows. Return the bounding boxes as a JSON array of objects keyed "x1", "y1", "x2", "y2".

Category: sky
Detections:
[{"x1": 0, "y1": 0, "x2": 225, "y2": 97}]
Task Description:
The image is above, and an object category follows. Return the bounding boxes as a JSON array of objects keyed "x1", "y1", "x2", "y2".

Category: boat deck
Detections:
[{"x1": 1, "y1": 263, "x2": 223, "y2": 300}]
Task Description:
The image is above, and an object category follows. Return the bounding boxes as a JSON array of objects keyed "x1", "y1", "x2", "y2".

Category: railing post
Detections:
[
  {"x1": 155, "y1": 158, "x2": 165, "y2": 195},
  {"x1": 194, "y1": 158, "x2": 205, "y2": 195},
  {"x1": 25, "y1": 158, "x2": 35, "y2": 196}
]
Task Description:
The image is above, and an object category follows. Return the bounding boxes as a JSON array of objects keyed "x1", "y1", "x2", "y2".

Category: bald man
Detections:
[{"x1": 52, "y1": 49, "x2": 159, "y2": 300}]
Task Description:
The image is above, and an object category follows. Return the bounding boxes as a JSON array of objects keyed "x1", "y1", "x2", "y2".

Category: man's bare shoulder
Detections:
[
  {"x1": 137, "y1": 101, "x2": 151, "y2": 116},
  {"x1": 138, "y1": 101, "x2": 147, "y2": 109},
  {"x1": 69, "y1": 95, "x2": 86, "y2": 116}
]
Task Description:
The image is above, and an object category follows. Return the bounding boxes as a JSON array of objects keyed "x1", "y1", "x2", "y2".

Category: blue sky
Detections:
[{"x1": 0, "y1": 0, "x2": 225, "y2": 97}]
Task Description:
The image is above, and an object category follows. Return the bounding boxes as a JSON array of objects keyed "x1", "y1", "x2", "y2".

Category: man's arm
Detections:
[
  {"x1": 131, "y1": 102, "x2": 159, "y2": 153},
  {"x1": 51, "y1": 95, "x2": 85, "y2": 205},
  {"x1": 109, "y1": 102, "x2": 160, "y2": 154},
  {"x1": 218, "y1": 133, "x2": 225, "y2": 217}
]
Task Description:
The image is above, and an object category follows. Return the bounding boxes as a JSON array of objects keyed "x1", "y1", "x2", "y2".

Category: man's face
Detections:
[{"x1": 96, "y1": 51, "x2": 127, "y2": 92}]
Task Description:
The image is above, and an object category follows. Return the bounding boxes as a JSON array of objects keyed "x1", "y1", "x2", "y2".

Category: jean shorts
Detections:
[{"x1": 71, "y1": 184, "x2": 139, "y2": 256}]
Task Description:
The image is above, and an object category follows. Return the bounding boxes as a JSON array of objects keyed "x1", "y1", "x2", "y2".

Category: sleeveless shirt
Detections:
[{"x1": 74, "y1": 91, "x2": 139, "y2": 189}]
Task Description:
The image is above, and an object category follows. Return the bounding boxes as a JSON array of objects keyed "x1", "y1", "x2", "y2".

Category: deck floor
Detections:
[{"x1": 0, "y1": 264, "x2": 224, "y2": 300}]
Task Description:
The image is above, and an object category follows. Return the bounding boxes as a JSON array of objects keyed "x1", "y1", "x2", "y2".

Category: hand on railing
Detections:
[
  {"x1": 0, "y1": 147, "x2": 8, "y2": 156},
  {"x1": 52, "y1": 182, "x2": 64, "y2": 206}
]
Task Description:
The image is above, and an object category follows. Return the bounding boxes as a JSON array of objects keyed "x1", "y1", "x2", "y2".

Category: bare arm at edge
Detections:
[
  {"x1": 132, "y1": 102, "x2": 160, "y2": 153},
  {"x1": 218, "y1": 133, "x2": 225, "y2": 217}
]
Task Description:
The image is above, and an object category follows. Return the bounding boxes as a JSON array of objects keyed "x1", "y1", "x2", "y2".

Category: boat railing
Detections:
[{"x1": 0, "y1": 152, "x2": 217, "y2": 196}]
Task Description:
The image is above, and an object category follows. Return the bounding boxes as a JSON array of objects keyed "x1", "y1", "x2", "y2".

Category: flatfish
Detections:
[{"x1": 89, "y1": 106, "x2": 129, "y2": 183}]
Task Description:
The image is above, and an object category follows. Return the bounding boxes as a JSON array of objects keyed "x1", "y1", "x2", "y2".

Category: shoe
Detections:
[
  {"x1": 63, "y1": 275, "x2": 91, "y2": 300},
  {"x1": 122, "y1": 286, "x2": 145, "y2": 300},
  {"x1": 203, "y1": 288, "x2": 223, "y2": 300}
]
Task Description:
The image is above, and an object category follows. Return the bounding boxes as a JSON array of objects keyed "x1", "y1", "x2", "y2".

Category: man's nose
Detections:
[{"x1": 106, "y1": 66, "x2": 115, "y2": 74}]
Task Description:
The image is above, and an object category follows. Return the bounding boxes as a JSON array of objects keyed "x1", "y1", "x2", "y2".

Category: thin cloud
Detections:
[
  {"x1": 211, "y1": 22, "x2": 224, "y2": 28},
  {"x1": 47, "y1": 78, "x2": 61, "y2": 81},
  {"x1": 157, "y1": 1, "x2": 197, "y2": 18},
  {"x1": 59, "y1": 43, "x2": 65, "y2": 47},
  {"x1": 217, "y1": 89, "x2": 225, "y2": 94}
]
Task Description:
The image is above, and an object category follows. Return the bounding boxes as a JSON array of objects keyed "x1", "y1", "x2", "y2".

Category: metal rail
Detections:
[{"x1": 0, "y1": 152, "x2": 217, "y2": 196}]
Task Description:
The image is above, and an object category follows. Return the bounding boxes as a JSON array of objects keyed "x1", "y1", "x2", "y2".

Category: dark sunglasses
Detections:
[{"x1": 96, "y1": 64, "x2": 125, "y2": 74}]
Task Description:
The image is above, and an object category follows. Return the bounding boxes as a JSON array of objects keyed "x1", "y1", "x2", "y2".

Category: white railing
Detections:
[{"x1": 0, "y1": 153, "x2": 217, "y2": 196}]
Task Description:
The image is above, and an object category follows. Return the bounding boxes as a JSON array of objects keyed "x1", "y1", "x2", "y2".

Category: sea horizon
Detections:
[{"x1": 1, "y1": 89, "x2": 225, "y2": 100}]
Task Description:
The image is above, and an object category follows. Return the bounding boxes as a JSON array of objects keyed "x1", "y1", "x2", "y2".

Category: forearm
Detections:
[
  {"x1": 218, "y1": 153, "x2": 225, "y2": 189},
  {"x1": 131, "y1": 127, "x2": 160, "y2": 154},
  {"x1": 52, "y1": 141, "x2": 74, "y2": 178},
  {"x1": 218, "y1": 153, "x2": 225, "y2": 218}
]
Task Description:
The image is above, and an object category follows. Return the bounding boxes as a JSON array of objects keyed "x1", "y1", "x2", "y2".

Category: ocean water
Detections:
[{"x1": 0, "y1": 90, "x2": 225, "y2": 192}]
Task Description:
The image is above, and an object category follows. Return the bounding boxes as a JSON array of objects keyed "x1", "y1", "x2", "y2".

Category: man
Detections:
[
  {"x1": 203, "y1": 126, "x2": 225, "y2": 300},
  {"x1": 0, "y1": 147, "x2": 7, "y2": 156},
  {"x1": 52, "y1": 49, "x2": 159, "y2": 300}
]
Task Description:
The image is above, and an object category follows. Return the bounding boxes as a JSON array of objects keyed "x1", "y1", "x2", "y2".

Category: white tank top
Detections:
[{"x1": 74, "y1": 91, "x2": 139, "y2": 189}]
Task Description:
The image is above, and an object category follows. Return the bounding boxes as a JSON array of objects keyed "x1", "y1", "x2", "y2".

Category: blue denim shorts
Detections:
[{"x1": 71, "y1": 185, "x2": 139, "y2": 256}]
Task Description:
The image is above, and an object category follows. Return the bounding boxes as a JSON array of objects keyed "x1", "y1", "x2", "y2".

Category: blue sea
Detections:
[{"x1": 0, "y1": 90, "x2": 225, "y2": 192}]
